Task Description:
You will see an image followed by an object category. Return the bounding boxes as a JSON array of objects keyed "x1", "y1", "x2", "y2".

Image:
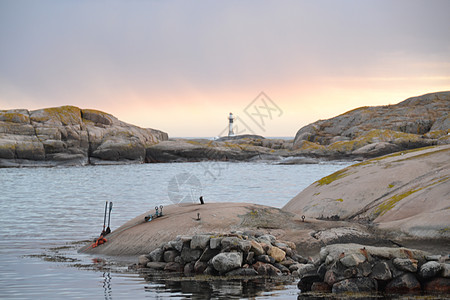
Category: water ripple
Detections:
[{"x1": 0, "y1": 161, "x2": 350, "y2": 299}]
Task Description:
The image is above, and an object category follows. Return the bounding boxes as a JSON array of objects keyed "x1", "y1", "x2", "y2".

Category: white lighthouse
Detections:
[{"x1": 228, "y1": 112, "x2": 235, "y2": 137}]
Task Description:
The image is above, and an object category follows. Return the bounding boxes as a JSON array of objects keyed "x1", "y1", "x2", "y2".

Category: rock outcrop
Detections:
[
  {"x1": 147, "y1": 92, "x2": 449, "y2": 162},
  {"x1": 283, "y1": 145, "x2": 450, "y2": 239},
  {"x1": 136, "y1": 231, "x2": 308, "y2": 277},
  {"x1": 80, "y1": 202, "x2": 386, "y2": 257},
  {"x1": 145, "y1": 137, "x2": 295, "y2": 163},
  {"x1": 297, "y1": 243, "x2": 450, "y2": 296},
  {"x1": 293, "y1": 91, "x2": 450, "y2": 158},
  {"x1": 0, "y1": 106, "x2": 168, "y2": 167}
]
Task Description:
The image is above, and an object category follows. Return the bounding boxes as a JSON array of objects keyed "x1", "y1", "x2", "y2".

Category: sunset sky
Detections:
[{"x1": 1, "y1": 0, "x2": 449, "y2": 137}]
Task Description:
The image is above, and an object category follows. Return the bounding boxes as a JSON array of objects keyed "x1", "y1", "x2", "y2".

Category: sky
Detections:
[{"x1": 1, "y1": 0, "x2": 449, "y2": 137}]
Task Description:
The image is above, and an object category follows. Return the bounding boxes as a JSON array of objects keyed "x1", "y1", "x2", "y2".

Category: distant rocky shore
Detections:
[
  {"x1": 293, "y1": 91, "x2": 449, "y2": 158},
  {"x1": 1, "y1": 91, "x2": 449, "y2": 167},
  {"x1": 0, "y1": 106, "x2": 167, "y2": 167},
  {"x1": 147, "y1": 91, "x2": 449, "y2": 163}
]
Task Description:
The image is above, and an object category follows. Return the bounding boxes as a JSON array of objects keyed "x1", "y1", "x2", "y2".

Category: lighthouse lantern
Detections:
[{"x1": 228, "y1": 112, "x2": 235, "y2": 137}]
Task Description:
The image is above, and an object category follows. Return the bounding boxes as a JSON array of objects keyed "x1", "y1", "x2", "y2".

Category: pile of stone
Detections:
[
  {"x1": 137, "y1": 231, "x2": 310, "y2": 277},
  {"x1": 297, "y1": 243, "x2": 450, "y2": 295}
]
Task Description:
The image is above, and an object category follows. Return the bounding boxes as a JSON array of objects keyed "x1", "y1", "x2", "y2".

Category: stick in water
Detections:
[
  {"x1": 105, "y1": 202, "x2": 113, "y2": 235},
  {"x1": 101, "y1": 201, "x2": 108, "y2": 236}
]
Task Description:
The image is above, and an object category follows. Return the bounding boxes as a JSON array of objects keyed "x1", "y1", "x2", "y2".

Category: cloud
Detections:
[{"x1": 1, "y1": 0, "x2": 449, "y2": 136}]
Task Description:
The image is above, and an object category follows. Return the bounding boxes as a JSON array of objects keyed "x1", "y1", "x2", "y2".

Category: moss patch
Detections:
[
  {"x1": 372, "y1": 145, "x2": 437, "y2": 161},
  {"x1": 327, "y1": 129, "x2": 422, "y2": 153},
  {"x1": 315, "y1": 168, "x2": 350, "y2": 186},
  {"x1": 32, "y1": 106, "x2": 82, "y2": 125},
  {"x1": 374, "y1": 188, "x2": 422, "y2": 217},
  {"x1": 186, "y1": 140, "x2": 203, "y2": 146},
  {"x1": 0, "y1": 112, "x2": 30, "y2": 124},
  {"x1": 395, "y1": 147, "x2": 449, "y2": 163},
  {"x1": 425, "y1": 130, "x2": 447, "y2": 139},
  {"x1": 438, "y1": 227, "x2": 450, "y2": 234},
  {"x1": 351, "y1": 145, "x2": 441, "y2": 168},
  {"x1": 373, "y1": 176, "x2": 449, "y2": 218},
  {"x1": 297, "y1": 140, "x2": 325, "y2": 151}
]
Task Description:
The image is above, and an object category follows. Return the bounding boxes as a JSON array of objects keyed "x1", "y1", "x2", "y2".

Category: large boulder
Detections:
[
  {"x1": 0, "y1": 106, "x2": 167, "y2": 167},
  {"x1": 211, "y1": 252, "x2": 243, "y2": 273},
  {"x1": 283, "y1": 145, "x2": 450, "y2": 239},
  {"x1": 331, "y1": 277, "x2": 377, "y2": 293},
  {"x1": 419, "y1": 261, "x2": 442, "y2": 279},
  {"x1": 385, "y1": 273, "x2": 421, "y2": 294}
]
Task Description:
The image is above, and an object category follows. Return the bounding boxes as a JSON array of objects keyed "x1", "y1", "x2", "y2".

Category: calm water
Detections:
[{"x1": 0, "y1": 161, "x2": 351, "y2": 299}]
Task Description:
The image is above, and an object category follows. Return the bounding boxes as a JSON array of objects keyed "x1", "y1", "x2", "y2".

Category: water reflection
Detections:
[
  {"x1": 140, "y1": 269, "x2": 296, "y2": 299},
  {"x1": 103, "y1": 272, "x2": 112, "y2": 300}
]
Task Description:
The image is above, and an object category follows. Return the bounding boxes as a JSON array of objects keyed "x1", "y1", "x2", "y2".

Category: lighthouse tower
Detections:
[{"x1": 228, "y1": 112, "x2": 235, "y2": 137}]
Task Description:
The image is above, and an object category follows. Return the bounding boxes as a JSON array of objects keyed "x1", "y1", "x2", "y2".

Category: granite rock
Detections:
[
  {"x1": 0, "y1": 106, "x2": 167, "y2": 167},
  {"x1": 212, "y1": 252, "x2": 243, "y2": 273}
]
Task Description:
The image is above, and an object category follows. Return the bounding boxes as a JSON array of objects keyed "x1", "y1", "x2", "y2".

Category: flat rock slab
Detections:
[
  {"x1": 79, "y1": 201, "x2": 399, "y2": 258},
  {"x1": 80, "y1": 202, "x2": 303, "y2": 256},
  {"x1": 319, "y1": 243, "x2": 428, "y2": 264}
]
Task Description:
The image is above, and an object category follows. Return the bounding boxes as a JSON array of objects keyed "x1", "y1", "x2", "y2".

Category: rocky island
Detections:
[
  {"x1": 293, "y1": 91, "x2": 449, "y2": 159},
  {"x1": 1, "y1": 91, "x2": 449, "y2": 166},
  {"x1": 146, "y1": 91, "x2": 449, "y2": 162},
  {"x1": 0, "y1": 106, "x2": 168, "y2": 167}
]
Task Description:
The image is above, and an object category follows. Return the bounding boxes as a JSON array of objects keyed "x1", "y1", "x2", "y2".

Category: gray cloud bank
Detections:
[{"x1": 1, "y1": 0, "x2": 449, "y2": 108}]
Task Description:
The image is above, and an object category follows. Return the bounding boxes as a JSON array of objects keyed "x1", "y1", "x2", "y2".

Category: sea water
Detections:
[{"x1": 0, "y1": 161, "x2": 351, "y2": 299}]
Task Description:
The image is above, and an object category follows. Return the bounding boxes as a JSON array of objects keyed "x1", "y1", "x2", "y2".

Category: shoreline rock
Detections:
[
  {"x1": 80, "y1": 202, "x2": 404, "y2": 259},
  {"x1": 144, "y1": 92, "x2": 450, "y2": 163},
  {"x1": 0, "y1": 106, "x2": 168, "y2": 167},
  {"x1": 282, "y1": 144, "x2": 450, "y2": 239},
  {"x1": 2, "y1": 92, "x2": 448, "y2": 166},
  {"x1": 135, "y1": 231, "x2": 310, "y2": 277},
  {"x1": 132, "y1": 232, "x2": 450, "y2": 297},
  {"x1": 297, "y1": 243, "x2": 450, "y2": 296},
  {"x1": 293, "y1": 91, "x2": 450, "y2": 158},
  {"x1": 144, "y1": 137, "x2": 298, "y2": 163}
]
